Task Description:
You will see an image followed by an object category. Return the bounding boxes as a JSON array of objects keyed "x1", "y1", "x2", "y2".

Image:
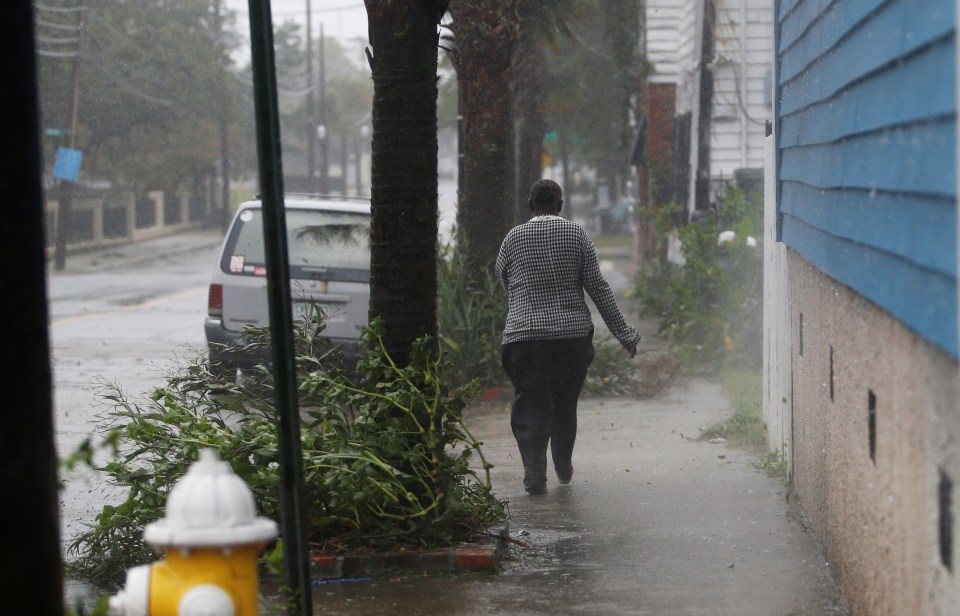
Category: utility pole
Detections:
[
  {"x1": 215, "y1": 0, "x2": 232, "y2": 231},
  {"x1": 318, "y1": 23, "x2": 329, "y2": 194},
  {"x1": 53, "y1": 3, "x2": 85, "y2": 271},
  {"x1": 306, "y1": 0, "x2": 316, "y2": 192},
  {"x1": 219, "y1": 109, "x2": 231, "y2": 230}
]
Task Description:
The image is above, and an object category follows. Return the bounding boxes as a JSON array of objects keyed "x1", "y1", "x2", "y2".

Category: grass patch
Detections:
[
  {"x1": 699, "y1": 367, "x2": 765, "y2": 447},
  {"x1": 754, "y1": 450, "x2": 788, "y2": 479},
  {"x1": 701, "y1": 368, "x2": 791, "y2": 481}
]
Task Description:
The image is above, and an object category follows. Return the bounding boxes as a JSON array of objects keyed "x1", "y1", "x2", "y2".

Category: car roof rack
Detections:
[{"x1": 253, "y1": 193, "x2": 370, "y2": 202}]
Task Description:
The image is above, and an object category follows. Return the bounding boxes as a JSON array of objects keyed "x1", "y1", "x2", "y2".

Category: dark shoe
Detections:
[
  {"x1": 556, "y1": 464, "x2": 573, "y2": 485},
  {"x1": 524, "y1": 472, "x2": 547, "y2": 495},
  {"x1": 525, "y1": 483, "x2": 548, "y2": 495}
]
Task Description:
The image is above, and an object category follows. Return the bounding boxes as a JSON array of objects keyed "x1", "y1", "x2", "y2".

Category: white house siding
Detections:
[
  {"x1": 675, "y1": 0, "x2": 700, "y2": 116},
  {"x1": 711, "y1": 0, "x2": 773, "y2": 178},
  {"x1": 643, "y1": 0, "x2": 773, "y2": 217},
  {"x1": 645, "y1": 0, "x2": 686, "y2": 83},
  {"x1": 762, "y1": 134, "x2": 792, "y2": 469}
]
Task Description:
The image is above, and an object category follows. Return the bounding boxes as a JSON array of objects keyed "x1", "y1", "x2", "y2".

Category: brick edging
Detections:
[
  {"x1": 478, "y1": 387, "x2": 514, "y2": 402},
  {"x1": 309, "y1": 525, "x2": 510, "y2": 580}
]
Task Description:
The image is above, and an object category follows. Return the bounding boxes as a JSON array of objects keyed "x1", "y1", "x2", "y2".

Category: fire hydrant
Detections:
[{"x1": 108, "y1": 449, "x2": 278, "y2": 616}]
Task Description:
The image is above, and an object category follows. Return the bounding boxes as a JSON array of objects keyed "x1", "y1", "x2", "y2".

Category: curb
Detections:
[{"x1": 310, "y1": 526, "x2": 509, "y2": 580}]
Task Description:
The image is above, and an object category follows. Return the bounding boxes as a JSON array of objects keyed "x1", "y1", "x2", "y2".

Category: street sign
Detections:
[
  {"x1": 45, "y1": 128, "x2": 66, "y2": 138},
  {"x1": 53, "y1": 147, "x2": 83, "y2": 182}
]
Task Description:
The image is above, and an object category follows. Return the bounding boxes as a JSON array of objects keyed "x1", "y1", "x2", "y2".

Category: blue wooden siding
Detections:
[{"x1": 776, "y1": 0, "x2": 958, "y2": 358}]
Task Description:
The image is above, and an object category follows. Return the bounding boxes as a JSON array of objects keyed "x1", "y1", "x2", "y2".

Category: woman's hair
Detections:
[{"x1": 529, "y1": 179, "x2": 563, "y2": 207}]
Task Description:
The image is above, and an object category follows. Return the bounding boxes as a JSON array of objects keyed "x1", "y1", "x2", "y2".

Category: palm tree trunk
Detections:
[
  {"x1": 365, "y1": 0, "x2": 446, "y2": 364},
  {"x1": 513, "y1": 0, "x2": 547, "y2": 225},
  {"x1": 448, "y1": 1, "x2": 520, "y2": 279}
]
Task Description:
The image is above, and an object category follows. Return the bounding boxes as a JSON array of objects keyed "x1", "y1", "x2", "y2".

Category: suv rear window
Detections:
[{"x1": 222, "y1": 207, "x2": 370, "y2": 281}]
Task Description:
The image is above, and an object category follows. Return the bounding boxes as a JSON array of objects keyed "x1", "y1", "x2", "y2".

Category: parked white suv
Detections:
[{"x1": 205, "y1": 195, "x2": 371, "y2": 376}]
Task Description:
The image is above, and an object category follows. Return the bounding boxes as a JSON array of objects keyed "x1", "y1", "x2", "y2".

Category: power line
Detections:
[
  {"x1": 35, "y1": 17, "x2": 82, "y2": 31},
  {"x1": 87, "y1": 59, "x2": 174, "y2": 106},
  {"x1": 36, "y1": 49, "x2": 79, "y2": 58},
  {"x1": 35, "y1": 3, "x2": 87, "y2": 13},
  {"x1": 232, "y1": 70, "x2": 317, "y2": 97},
  {"x1": 232, "y1": 2, "x2": 363, "y2": 16},
  {"x1": 37, "y1": 34, "x2": 80, "y2": 44}
]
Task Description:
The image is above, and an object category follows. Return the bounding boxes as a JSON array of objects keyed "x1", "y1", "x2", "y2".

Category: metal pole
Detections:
[
  {"x1": 53, "y1": 3, "x2": 84, "y2": 271},
  {"x1": 306, "y1": 0, "x2": 316, "y2": 192},
  {"x1": 215, "y1": 0, "x2": 232, "y2": 231},
  {"x1": 245, "y1": 1, "x2": 312, "y2": 614}
]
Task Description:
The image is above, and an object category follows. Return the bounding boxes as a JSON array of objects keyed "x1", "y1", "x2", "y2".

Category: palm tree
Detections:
[
  {"x1": 364, "y1": 0, "x2": 448, "y2": 364},
  {"x1": 448, "y1": 1, "x2": 581, "y2": 274},
  {"x1": 446, "y1": 0, "x2": 521, "y2": 279}
]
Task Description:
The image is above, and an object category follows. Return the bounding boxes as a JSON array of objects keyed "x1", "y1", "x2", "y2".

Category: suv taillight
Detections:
[{"x1": 208, "y1": 284, "x2": 223, "y2": 317}]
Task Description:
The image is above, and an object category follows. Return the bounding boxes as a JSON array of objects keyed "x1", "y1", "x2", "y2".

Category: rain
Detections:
[{"x1": 4, "y1": 0, "x2": 957, "y2": 614}]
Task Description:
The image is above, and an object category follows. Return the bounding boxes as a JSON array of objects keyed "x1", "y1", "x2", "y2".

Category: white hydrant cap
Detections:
[
  {"x1": 178, "y1": 584, "x2": 236, "y2": 616},
  {"x1": 143, "y1": 449, "x2": 278, "y2": 548},
  {"x1": 107, "y1": 564, "x2": 151, "y2": 616}
]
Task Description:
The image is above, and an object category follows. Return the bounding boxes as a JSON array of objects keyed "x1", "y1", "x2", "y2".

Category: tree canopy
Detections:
[
  {"x1": 36, "y1": 0, "x2": 373, "y2": 198},
  {"x1": 36, "y1": 0, "x2": 239, "y2": 190}
]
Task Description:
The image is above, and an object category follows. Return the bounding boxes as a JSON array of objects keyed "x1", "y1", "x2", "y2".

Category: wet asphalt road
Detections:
[{"x1": 49, "y1": 238, "x2": 218, "y2": 554}]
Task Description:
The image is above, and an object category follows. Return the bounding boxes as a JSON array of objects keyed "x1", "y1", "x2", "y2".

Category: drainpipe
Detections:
[{"x1": 740, "y1": 0, "x2": 749, "y2": 169}]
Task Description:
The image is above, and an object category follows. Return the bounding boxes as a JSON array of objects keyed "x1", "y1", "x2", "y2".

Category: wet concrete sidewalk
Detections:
[{"x1": 310, "y1": 381, "x2": 847, "y2": 615}]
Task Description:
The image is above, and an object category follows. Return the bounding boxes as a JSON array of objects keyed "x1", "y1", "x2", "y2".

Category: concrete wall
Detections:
[
  {"x1": 789, "y1": 253, "x2": 960, "y2": 615},
  {"x1": 44, "y1": 187, "x2": 208, "y2": 259}
]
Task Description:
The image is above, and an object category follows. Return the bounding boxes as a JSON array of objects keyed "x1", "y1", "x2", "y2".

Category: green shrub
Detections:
[
  {"x1": 65, "y1": 316, "x2": 504, "y2": 588},
  {"x1": 635, "y1": 186, "x2": 762, "y2": 369},
  {"x1": 436, "y1": 240, "x2": 509, "y2": 389},
  {"x1": 300, "y1": 320, "x2": 504, "y2": 547},
  {"x1": 581, "y1": 335, "x2": 640, "y2": 396}
]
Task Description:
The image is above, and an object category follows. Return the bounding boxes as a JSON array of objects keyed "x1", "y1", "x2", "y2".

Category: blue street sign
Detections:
[{"x1": 53, "y1": 147, "x2": 83, "y2": 182}]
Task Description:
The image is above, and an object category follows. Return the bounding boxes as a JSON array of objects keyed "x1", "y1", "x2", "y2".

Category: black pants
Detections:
[{"x1": 501, "y1": 331, "x2": 595, "y2": 491}]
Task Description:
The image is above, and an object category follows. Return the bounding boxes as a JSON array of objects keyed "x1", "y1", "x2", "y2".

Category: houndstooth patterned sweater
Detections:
[{"x1": 495, "y1": 215, "x2": 641, "y2": 351}]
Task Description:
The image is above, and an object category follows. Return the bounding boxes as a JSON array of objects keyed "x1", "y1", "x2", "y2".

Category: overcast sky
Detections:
[{"x1": 227, "y1": 0, "x2": 369, "y2": 44}]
